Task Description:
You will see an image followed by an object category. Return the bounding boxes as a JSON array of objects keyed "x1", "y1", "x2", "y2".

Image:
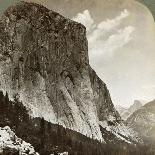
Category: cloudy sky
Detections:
[{"x1": 1, "y1": 0, "x2": 155, "y2": 107}]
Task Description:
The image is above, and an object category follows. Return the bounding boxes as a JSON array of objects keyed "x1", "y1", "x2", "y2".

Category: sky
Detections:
[{"x1": 0, "y1": 0, "x2": 155, "y2": 107}]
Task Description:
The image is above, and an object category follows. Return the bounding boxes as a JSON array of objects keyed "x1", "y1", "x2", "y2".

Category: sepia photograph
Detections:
[{"x1": 0, "y1": 0, "x2": 155, "y2": 154}]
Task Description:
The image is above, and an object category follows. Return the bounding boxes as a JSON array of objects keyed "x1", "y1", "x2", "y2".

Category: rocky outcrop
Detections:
[
  {"x1": 0, "y1": 1, "x2": 137, "y2": 142},
  {"x1": 0, "y1": 126, "x2": 39, "y2": 155}
]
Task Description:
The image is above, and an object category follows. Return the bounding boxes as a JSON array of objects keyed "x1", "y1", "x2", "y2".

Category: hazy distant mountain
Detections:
[
  {"x1": 115, "y1": 105, "x2": 127, "y2": 115},
  {"x1": 127, "y1": 100, "x2": 155, "y2": 145},
  {"x1": 116, "y1": 100, "x2": 143, "y2": 120}
]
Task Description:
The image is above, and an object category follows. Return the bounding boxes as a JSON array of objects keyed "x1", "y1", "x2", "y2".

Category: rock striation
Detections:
[{"x1": 0, "y1": 1, "x2": 137, "y2": 142}]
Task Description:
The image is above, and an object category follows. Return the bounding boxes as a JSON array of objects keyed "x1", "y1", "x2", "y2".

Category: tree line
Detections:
[{"x1": 0, "y1": 91, "x2": 155, "y2": 155}]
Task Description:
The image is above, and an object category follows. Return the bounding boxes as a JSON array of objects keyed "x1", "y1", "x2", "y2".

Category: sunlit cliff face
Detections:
[{"x1": 1, "y1": 0, "x2": 155, "y2": 107}]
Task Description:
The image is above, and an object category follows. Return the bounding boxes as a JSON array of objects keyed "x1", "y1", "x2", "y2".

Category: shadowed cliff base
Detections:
[{"x1": 0, "y1": 91, "x2": 153, "y2": 155}]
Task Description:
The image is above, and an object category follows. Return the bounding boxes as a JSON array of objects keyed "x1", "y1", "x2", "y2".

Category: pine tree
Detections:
[
  {"x1": 5, "y1": 92, "x2": 9, "y2": 104},
  {"x1": 40, "y1": 117, "x2": 46, "y2": 153}
]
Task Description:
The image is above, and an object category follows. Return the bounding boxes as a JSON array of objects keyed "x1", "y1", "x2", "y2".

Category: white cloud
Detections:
[
  {"x1": 72, "y1": 10, "x2": 95, "y2": 32},
  {"x1": 89, "y1": 26, "x2": 134, "y2": 61},
  {"x1": 73, "y1": 9, "x2": 134, "y2": 60},
  {"x1": 105, "y1": 26, "x2": 134, "y2": 50},
  {"x1": 88, "y1": 9, "x2": 129, "y2": 43}
]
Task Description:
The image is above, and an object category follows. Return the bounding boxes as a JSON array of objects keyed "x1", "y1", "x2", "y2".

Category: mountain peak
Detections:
[
  {"x1": 116, "y1": 100, "x2": 143, "y2": 120},
  {"x1": 133, "y1": 100, "x2": 143, "y2": 106}
]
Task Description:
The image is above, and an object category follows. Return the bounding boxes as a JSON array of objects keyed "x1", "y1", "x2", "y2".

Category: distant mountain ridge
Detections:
[
  {"x1": 116, "y1": 100, "x2": 143, "y2": 120},
  {"x1": 126, "y1": 100, "x2": 155, "y2": 146}
]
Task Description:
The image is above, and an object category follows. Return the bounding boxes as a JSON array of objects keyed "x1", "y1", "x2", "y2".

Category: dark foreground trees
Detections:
[{"x1": 0, "y1": 91, "x2": 154, "y2": 155}]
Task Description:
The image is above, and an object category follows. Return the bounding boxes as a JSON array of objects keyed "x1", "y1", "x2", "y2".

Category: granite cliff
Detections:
[{"x1": 0, "y1": 1, "x2": 138, "y2": 143}]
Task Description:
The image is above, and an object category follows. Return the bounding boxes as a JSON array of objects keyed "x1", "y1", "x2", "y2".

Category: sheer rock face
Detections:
[
  {"x1": 0, "y1": 2, "x2": 133, "y2": 141},
  {"x1": 89, "y1": 68, "x2": 120, "y2": 122}
]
